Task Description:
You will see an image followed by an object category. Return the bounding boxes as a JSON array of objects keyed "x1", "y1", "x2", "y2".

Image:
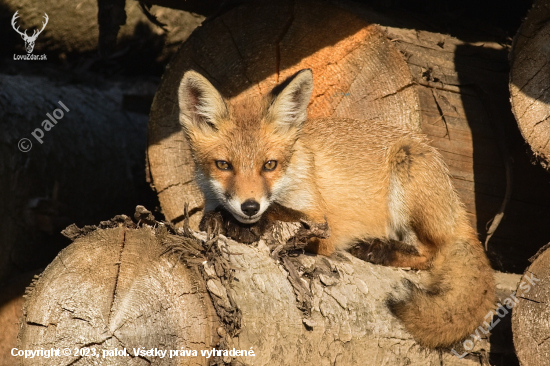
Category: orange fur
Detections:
[{"x1": 178, "y1": 69, "x2": 495, "y2": 348}]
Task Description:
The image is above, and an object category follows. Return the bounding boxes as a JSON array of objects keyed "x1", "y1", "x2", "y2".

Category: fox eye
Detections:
[
  {"x1": 263, "y1": 160, "x2": 278, "y2": 171},
  {"x1": 215, "y1": 160, "x2": 232, "y2": 170}
]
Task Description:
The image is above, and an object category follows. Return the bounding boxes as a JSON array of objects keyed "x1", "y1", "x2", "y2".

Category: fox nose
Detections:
[{"x1": 241, "y1": 199, "x2": 260, "y2": 216}]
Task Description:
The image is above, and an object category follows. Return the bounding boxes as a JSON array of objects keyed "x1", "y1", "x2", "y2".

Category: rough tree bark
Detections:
[
  {"x1": 147, "y1": 0, "x2": 550, "y2": 271},
  {"x1": 509, "y1": 0, "x2": 550, "y2": 169},
  {"x1": 512, "y1": 243, "x2": 550, "y2": 366},
  {"x1": 16, "y1": 215, "x2": 519, "y2": 365},
  {"x1": 0, "y1": 73, "x2": 152, "y2": 282}
]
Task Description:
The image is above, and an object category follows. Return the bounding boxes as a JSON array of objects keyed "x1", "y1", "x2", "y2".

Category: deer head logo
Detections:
[{"x1": 11, "y1": 11, "x2": 48, "y2": 54}]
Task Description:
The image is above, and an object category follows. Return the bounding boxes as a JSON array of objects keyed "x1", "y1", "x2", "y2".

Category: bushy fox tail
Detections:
[
  {"x1": 383, "y1": 136, "x2": 496, "y2": 348},
  {"x1": 388, "y1": 232, "x2": 495, "y2": 348}
]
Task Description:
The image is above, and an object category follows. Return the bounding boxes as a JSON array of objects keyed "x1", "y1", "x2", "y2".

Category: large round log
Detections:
[
  {"x1": 17, "y1": 222, "x2": 219, "y2": 366},
  {"x1": 17, "y1": 215, "x2": 518, "y2": 365},
  {"x1": 147, "y1": 0, "x2": 550, "y2": 272},
  {"x1": 510, "y1": 0, "x2": 550, "y2": 169},
  {"x1": 512, "y1": 243, "x2": 550, "y2": 366}
]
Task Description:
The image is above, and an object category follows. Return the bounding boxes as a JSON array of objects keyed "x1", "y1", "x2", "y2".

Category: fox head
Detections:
[{"x1": 178, "y1": 69, "x2": 313, "y2": 224}]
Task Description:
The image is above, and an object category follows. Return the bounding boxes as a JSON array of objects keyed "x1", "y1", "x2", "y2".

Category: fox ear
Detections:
[
  {"x1": 178, "y1": 70, "x2": 228, "y2": 133},
  {"x1": 266, "y1": 69, "x2": 313, "y2": 132}
]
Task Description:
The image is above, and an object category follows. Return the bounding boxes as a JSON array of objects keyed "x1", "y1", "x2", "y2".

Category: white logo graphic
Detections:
[{"x1": 11, "y1": 11, "x2": 48, "y2": 54}]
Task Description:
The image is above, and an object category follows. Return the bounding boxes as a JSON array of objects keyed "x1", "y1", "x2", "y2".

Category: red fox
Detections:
[{"x1": 177, "y1": 69, "x2": 495, "y2": 348}]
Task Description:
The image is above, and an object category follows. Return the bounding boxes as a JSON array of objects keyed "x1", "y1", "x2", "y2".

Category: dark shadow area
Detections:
[
  {"x1": 488, "y1": 312, "x2": 520, "y2": 366},
  {"x1": 0, "y1": 270, "x2": 41, "y2": 312},
  {"x1": 0, "y1": 6, "x2": 165, "y2": 287},
  {"x1": 0, "y1": 20, "x2": 168, "y2": 78},
  {"x1": 451, "y1": 42, "x2": 548, "y2": 365},
  {"x1": 0, "y1": 2, "x2": 19, "y2": 59},
  {"x1": 455, "y1": 43, "x2": 550, "y2": 273},
  {"x1": 354, "y1": 0, "x2": 532, "y2": 39}
]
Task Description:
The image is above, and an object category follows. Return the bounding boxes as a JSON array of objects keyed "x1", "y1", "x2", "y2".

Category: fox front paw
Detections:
[
  {"x1": 350, "y1": 238, "x2": 395, "y2": 265},
  {"x1": 199, "y1": 210, "x2": 225, "y2": 236},
  {"x1": 349, "y1": 238, "x2": 428, "y2": 269}
]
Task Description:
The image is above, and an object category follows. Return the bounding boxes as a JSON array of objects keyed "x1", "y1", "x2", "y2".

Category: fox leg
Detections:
[
  {"x1": 305, "y1": 237, "x2": 335, "y2": 257},
  {"x1": 349, "y1": 238, "x2": 435, "y2": 270}
]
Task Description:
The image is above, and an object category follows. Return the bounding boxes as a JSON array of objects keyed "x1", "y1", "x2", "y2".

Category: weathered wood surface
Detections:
[
  {"x1": 16, "y1": 217, "x2": 520, "y2": 365},
  {"x1": 147, "y1": 0, "x2": 550, "y2": 272},
  {"x1": 0, "y1": 73, "x2": 152, "y2": 282},
  {"x1": 509, "y1": 0, "x2": 550, "y2": 169},
  {"x1": 512, "y1": 243, "x2": 550, "y2": 366}
]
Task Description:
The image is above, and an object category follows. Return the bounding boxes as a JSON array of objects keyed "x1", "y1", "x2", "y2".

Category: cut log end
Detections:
[
  {"x1": 512, "y1": 243, "x2": 550, "y2": 366},
  {"x1": 18, "y1": 219, "x2": 219, "y2": 366},
  {"x1": 510, "y1": 0, "x2": 550, "y2": 169}
]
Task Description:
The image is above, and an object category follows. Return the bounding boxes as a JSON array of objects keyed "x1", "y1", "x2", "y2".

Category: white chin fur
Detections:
[
  {"x1": 224, "y1": 197, "x2": 269, "y2": 224},
  {"x1": 231, "y1": 213, "x2": 262, "y2": 224}
]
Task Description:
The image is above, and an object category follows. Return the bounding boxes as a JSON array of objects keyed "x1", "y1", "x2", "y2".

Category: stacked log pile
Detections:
[{"x1": 3, "y1": 0, "x2": 550, "y2": 364}]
